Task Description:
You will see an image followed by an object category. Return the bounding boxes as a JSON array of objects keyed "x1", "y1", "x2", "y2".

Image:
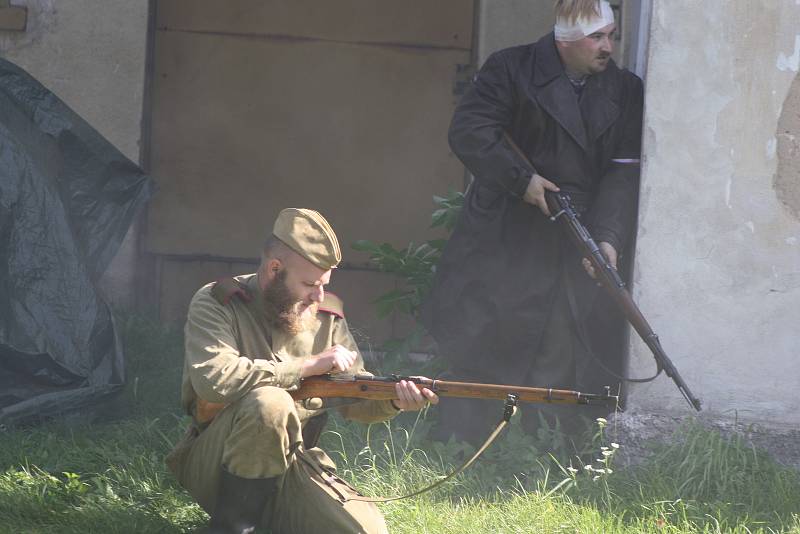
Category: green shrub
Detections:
[{"x1": 351, "y1": 191, "x2": 463, "y2": 359}]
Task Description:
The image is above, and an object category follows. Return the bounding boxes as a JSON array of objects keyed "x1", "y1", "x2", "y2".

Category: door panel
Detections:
[
  {"x1": 146, "y1": 1, "x2": 473, "y2": 336},
  {"x1": 156, "y1": 0, "x2": 473, "y2": 49}
]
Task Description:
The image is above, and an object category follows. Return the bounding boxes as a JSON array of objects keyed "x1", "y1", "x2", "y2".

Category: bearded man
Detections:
[
  {"x1": 167, "y1": 208, "x2": 438, "y2": 534},
  {"x1": 422, "y1": 0, "x2": 643, "y2": 443}
]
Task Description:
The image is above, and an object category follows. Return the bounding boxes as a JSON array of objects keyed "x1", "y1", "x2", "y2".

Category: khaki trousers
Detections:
[{"x1": 167, "y1": 386, "x2": 388, "y2": 534}]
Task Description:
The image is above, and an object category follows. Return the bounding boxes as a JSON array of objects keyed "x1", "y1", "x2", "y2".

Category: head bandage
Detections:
[{"x1": 554, "y1": 1, "x2": 615, "y2": 42}]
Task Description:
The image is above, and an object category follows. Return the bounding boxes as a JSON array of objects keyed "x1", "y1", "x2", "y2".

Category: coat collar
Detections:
[{"x1": 531, "y1": 33, "x2": 621, "y2": 152}]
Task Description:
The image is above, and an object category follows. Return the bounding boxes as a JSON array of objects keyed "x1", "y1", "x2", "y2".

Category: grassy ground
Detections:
[{"x1": 0, "y1": 313, "x2": 798, "y2": 533}]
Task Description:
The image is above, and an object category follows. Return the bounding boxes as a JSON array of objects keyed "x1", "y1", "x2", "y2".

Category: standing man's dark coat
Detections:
[{"x1": 423, "y1": 33, "x2": 643, "y2": 390}]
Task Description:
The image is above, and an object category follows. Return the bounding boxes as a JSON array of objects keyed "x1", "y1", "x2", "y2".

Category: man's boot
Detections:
[{"x1": 205, "y1": 469, "x2": 279, "y2": 534}]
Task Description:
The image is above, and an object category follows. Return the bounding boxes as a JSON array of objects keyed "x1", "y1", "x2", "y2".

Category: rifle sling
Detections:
[
  {"x1": 563, "y1": 268, "x2": 661, "y2": 384},
  {"x1": 502, "y1": 132, "x2": 662, "y2": 386},
  {"x1": 342, "y1": 398, "x2": 518, "y2": 503}
]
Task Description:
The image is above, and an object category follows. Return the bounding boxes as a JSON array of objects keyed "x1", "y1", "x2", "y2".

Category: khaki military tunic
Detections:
[{"x1": 167, "y1": 273, "x2": 396, "y2": 533}]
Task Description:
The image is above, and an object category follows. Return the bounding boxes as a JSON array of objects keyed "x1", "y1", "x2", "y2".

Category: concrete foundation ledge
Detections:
[{"x1": 606, "y1": 411, "x2": 800, "y2": 471}]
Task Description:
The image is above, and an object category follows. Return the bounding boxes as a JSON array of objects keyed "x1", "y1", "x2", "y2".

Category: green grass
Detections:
[
  {"x1": 322, "y1": 415, "x2": 800, "y2": 534},
  {"x1": 0, "y1": 312, "x2": 798, "y2": 533}
]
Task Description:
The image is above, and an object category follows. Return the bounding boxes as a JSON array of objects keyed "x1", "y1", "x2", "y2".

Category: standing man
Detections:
[
  {"x1": 167, "y1": 208, "x2": 438, "y2": 534},
  {"x1": 422, "y1": 0, "x2": 643, "y2": 443}
]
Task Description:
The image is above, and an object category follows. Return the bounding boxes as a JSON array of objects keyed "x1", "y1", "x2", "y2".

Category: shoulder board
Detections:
[
  {"x1": 210, "y1": 277, "x2": 252, "y2": 305},
  {"x1": 318, "y1": 292, "x2": 344, "y2": 319}
]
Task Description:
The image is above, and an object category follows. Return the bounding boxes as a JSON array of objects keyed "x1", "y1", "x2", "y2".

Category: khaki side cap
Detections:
[{"x1": 273, "y1": 208, "x2": 342, "y2": 270}]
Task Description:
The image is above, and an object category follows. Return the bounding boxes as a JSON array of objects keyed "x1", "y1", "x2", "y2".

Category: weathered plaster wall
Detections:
[
  {"x1": 628, "y1": 0, "x2": 800, "y2": 427},
  {"x1": 776, "y1": 73, "x2": 800, "y2": 218},
  {"x1": 0, "y1": 1, "x2": 149, "y2": 306}
]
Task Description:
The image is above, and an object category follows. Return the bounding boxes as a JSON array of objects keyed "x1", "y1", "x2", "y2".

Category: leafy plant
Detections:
[{"x1": 352, "y1": 190, "x2": 464, "y2": 357}]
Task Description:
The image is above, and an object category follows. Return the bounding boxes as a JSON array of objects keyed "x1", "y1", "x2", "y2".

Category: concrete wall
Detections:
[
  {"x1": 628, "y1": 0, "x2": 800, "y2": 428},
  {"x1": 0, "y1": 0, "x2": 149, "y2": 306}
]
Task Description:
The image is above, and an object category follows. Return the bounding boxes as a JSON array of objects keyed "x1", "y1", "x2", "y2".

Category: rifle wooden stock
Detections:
[
  {"x1": 194, "y1": 375, "x2": 617, "y2": 424},
  {"x1": 544, "y1": 191, "x2": 702, "y2": 411},
  {"x1": 291, "y1": 375, "x2": 616, "y2": 405}
]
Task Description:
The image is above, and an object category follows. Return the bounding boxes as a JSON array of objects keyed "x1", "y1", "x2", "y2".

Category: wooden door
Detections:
[{"x1": 145, "y1": 0, "x2": 474, "y2": 342}]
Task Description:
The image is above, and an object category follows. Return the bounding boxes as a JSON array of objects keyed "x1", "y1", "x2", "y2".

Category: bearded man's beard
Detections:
[{"x1": 262, "y1": 270, "x2": 318, "y2": 335}]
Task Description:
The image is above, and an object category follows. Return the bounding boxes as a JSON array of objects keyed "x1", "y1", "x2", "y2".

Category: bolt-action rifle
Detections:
[
  {"x1": 544, "y1": 191, "x2": 702, "y2": 411},
  {"x1": 195, "y1": 374, "x2": 616, "y2": 502},
  {"x1": 195, "y1": 374, "x2": 616, "y2": 424},
  {"x1": 290, "y1": 373, "x2": 616, "y2": 405}
]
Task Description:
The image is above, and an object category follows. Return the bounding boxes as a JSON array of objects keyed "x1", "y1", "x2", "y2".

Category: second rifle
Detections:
[{"x1": 545, "y1": 190, "x2": 702, "y2": 411}]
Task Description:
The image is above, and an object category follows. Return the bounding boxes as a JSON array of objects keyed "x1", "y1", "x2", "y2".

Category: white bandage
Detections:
[{"x1": 554, "y1": 1, "x2": 615, "y2": 42}]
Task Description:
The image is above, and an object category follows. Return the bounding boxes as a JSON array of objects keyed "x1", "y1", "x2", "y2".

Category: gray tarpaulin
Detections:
[{"x1": 0, "y1": 57, "x2": 153, "y2": 424}]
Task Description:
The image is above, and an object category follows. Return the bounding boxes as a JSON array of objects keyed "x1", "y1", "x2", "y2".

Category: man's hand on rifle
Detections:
[
  {"x1": 393, "y1": 379, "x2": 439, "y2": 411},
  {"x1": 301, "y1": 344, "x2": 357, "y2": 377},
  {"x1": 582, "y1": 241, "x2": 617, "y2": 279},
  {"x1": 523, "y1": 173, "x2": 560, "y2": 216}
]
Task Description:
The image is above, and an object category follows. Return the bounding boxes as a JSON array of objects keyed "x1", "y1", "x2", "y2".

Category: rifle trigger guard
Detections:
[{"x1": 503, "y1": 394, "x2": 519, "y2": 422}]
